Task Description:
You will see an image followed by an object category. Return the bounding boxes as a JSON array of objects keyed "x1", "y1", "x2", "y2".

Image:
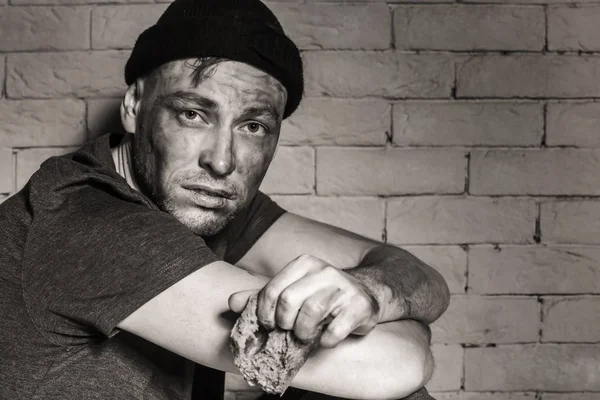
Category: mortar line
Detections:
[
  {"x1": 382, "y1": 200, "x2": 388, "y2": 243},
  {"x1": 312, "y1": 146, "x2": 317, "y2": 195},
  {"x1": 3, "y1": 56, "x2": 7, "y2": 98},
  {"x1": 12, "y1": 149, "x2": 17, "y2": 194},
  {"x1": 534, "y1": 202, "x2": 542, "y2": 244},
  {"x1": 89, "y1": 7, "x2": 93, "y2": 52},
  {"x1": 387, "y1": 101, "x2": 394, "y2": 145},
  {"x1": 464, "y1": 151, "x2": 471, "y2": 194},
  {"x1": 544, "y1": 4, "x2": 549, "y2": 53},
  {"x1": 464, "y1": 244, "x2": 469, "y2": 294},
  {"x1": 541, "y1": 102, "x2": 548, "y2": 147},
  {"x1": 389, "y1": 3, "x2": 396, "y2": 51},
  {"x1": 461, "y1": 343, "x2": 466, "y2": 391},
  {"x1": 538, "y1": 295, "x2": 544, "y2": 343}
]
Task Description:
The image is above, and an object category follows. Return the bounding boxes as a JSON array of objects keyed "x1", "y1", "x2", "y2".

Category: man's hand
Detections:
[{"x1": 229, "y1": 254, "x2": 380, "y2": 348}]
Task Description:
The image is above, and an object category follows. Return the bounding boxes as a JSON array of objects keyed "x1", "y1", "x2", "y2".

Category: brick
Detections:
[
  {"x1": 13, "y1": 0, "x2": 152, "y2": 4},
  {"x1": 433, "y1": 393, "x2": 536, "y2": 400},
  {"x1": 542, "y1": 296, "x2": 600, "y2": 342},
  {"x1": 7, "y1": 52, "x2": 128, "y2": 99},
  {"x1": 87, "y1": 98, "x2": 125, "y2": 139},
  {"x1": 394, "y1": 5, "x2": 544, "y2": 51},
  {"x1": 271, "y1": 196, "x2": 384, "y2": 241},
  {"x1": 304, "y1": 52, "x2": 454, "y2": 98},
  {"x1": 393, "y1": 101, "x2": 542, "y2": 147},
  {"x1": 259, "y1": 147, "x2": 314, "y2": 195},
  {"x1": 0, "y1": 100, "x2": 85, "y2": 147},
  {"x1": 465, "y1": 344, "x2": 600, "y2": 391},
  {"x1": 91, "y1": 5, "x2": 167, "y2": 49},
  {"x1": 542, "y1": 201, "x2": 600, "y2": 245},
  {"x1": 16, "y1": 147, "x2": 78, "y2": 190},
  {"x1": 463, "y1": 0, "x2": 600, "y2": 3},
  {"x1": 548, "y1": 5, "x2": 600, "y2": 51},
  {"x1": 457, "y1": 55, "x2": 600, "y2": 98},
  {"x1": 387, "y1": 197, "x2": 536, "y2": 245},
  {"x1": 428, "y1": 344, "x2": 463, "y2": 391},
  {"x1": 470, "y1": 149, "x2": 600, "y2": 195},
  {"x1": 543, "y1": 394, "x2": 600, "y2": 400},
  {"x1": 0, "y1": 7, "x2": 90, "y2": 51},
  {"x1": 547, "y1": 102, "x2": 600, "y2": 147},
  {"x1": 0, "y1": 148, "x2": 14, "y2": 193},
  {"x1": 401, "y1": 246, "x2": 467, "y2": 294},
  {"x1": 431, "y1": 295, "x2": 539, "y2": 344},
  {"x1": 94, "y1": 3, "x2": 390, "y2": 50},
  {"x1": 317, "y1": 148, "x2": 466, "y2": 195},
  {"x1": 268, "y1": 3, "x2": 390, "y2": 50},
  {"x1": 281, "y1": 98, "x2": 389, "y2": 146},
  {"x1": 469, "y1": 246, "x2": 600, "y2": 294}
]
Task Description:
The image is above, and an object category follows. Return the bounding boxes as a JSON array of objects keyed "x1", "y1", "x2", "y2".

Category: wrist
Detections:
[{"x1": 348, "y1": 269, "x2": 406, "y2": 323}]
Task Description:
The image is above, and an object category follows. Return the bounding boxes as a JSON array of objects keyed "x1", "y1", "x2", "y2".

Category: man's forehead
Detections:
[{"x1": 153, "y1": 59, "x2": 286, "y2": 99}]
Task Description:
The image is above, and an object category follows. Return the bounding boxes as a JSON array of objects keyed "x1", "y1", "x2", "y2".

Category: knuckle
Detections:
[
  {"x1": 276, "y1": 315, "x2": 293, "y2": 330},
  {"x1": 278, "y1": 290, "x2": 296, "y2": 309},
  {"x1": 262, "y1": 286, "x2": 279, "y2": 303},
  {"x1": 328, "y1": 323, "x2": 348, "y2": 341},
  {"x1": 322, "y1": 264, "x2": 339, "y2": 276},
  {"x1": 355, "y1": 292, "x2": 372, "y2": 310},
  {"x1": 321, "y1": 333, "x2": 340, "y2": 348},
  {"x1": 302, "y1": 299, "x2": 325, "y2": 316},
  {"x1": 298, "y1": 253, "x2": 315, "y2": 263},
  {"x1": 257, "y1": 313, "x2": 271, "y2": 327},
  {"x1": 294, "y1": 325, "x2": 312, "y2": 341}
]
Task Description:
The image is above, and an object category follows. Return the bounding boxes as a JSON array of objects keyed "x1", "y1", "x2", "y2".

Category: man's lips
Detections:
[{"x1": 182, "y1": 184, "x2": 235, "y2": 199}]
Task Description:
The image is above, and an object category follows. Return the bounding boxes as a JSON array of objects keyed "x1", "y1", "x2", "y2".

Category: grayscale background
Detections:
[{"x1": 0, "y1": 1, "x2": 599, "y2": 399}]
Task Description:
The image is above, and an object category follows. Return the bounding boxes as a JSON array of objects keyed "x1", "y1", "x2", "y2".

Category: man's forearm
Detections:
[
  {"x1": 347, "y1": 244, "x2": 450, "y2": 324},
  {"x1": 293, "y1": 319, "x2": 434, "y2": 400}
]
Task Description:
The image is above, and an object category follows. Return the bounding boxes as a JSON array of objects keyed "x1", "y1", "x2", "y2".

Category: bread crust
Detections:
[{"x1": 230, "y1": 293, "x2": 324, "y2": 395}]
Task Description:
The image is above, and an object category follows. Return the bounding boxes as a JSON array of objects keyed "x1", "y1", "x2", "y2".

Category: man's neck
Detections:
[{"x1": 111, "y1": 133, "x2": 141, "y2": 192}]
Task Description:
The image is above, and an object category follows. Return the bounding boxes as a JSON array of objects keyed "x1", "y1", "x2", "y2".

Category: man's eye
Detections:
[
  {"x1": 181, "y1": 110, "x2": 201, "y2": 121},
  {"x1": 242, "y1": 122, "x2": 268, "y2": 135}
]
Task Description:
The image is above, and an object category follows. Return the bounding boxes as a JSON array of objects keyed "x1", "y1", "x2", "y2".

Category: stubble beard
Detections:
[
  {"x1": 160, "y1": 191, "x2": 242, "y2": 237},
  {"x1": 131, "y1": 134, "x2": 245, "y2": 237}
]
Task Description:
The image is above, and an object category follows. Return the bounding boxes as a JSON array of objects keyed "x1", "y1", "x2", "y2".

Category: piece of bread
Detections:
[{"x1": 230, "y1": 293, "x2": 325, "y2": 395}]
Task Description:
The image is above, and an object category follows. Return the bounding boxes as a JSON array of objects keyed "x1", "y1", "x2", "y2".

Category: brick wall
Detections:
[{"x1": 1, "y1": 1, "x2": 599, "y2": 399}]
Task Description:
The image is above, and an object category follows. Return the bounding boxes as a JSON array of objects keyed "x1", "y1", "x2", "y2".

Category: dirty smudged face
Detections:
[{"x1": 131, "y1": 59, "x2": 287, "y2": 236}]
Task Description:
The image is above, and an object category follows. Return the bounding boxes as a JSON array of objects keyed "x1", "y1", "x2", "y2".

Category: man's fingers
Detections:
[
  {"x1": 257, "y1": 254, "x2": 322, "y2": 329},
  {"x1": 274, "y1": 272, "x2": 334, "y2": 330},
  {"x1": 293, "y1": 287, "x2": 339, "y2": 343},
  {"x1": 320, "y1": 308, "x2": 362, "y2": 348},
  {"x1": 228, "y1": 290, "x2": 257, "y2": 313}
]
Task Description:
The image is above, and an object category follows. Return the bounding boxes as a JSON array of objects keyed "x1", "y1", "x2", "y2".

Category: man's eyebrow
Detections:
[
  {"x1": 240, "y1": 105, "x2": 281, "y2": 125},
  {"x1": 155, "y1": 91, "x2": 218, "y2": 110}
]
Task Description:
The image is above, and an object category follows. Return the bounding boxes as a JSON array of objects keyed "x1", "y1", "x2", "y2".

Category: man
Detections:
[{"x1": 0, "y1": 0, "x2": 449, "y2": 399}]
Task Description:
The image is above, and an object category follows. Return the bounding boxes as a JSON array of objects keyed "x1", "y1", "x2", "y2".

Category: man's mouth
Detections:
[
  {"x1": 183, "y1": 184, "x2": 235, "y2": 199},
  {"x1": 182, "y1": 184, "x2": 235, "y2": 209}
]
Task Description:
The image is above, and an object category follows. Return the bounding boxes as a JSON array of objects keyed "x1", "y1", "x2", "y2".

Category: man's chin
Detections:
[{"x1": 172, "y1": 207, "x2": 233, "y2": 236}]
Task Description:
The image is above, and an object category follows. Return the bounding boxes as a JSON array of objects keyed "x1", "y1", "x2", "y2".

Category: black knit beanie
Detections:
[{"x1": 125, "y1": 0, "x2": 303, "y2": 119}]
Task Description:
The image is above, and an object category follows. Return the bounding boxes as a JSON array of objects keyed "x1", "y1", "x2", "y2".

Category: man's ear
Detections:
[{"x1": 120, "y1": 77, "x2": 146, "y2": 134}]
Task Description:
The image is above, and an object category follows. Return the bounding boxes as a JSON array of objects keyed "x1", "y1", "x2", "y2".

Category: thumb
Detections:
[{"x1": 228, "y1": 290, "x2": 257, "y2": 313}]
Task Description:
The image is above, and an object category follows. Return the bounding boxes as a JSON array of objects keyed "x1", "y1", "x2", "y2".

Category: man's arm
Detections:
[
  {"x1": 117, "y1": 260, "x2": 433, "y2": 400},
  {"x1": 236, "y1": 212, "x2": 450, "y2": 324}
]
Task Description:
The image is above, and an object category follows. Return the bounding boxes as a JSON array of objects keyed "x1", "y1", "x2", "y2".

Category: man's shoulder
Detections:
[{"x1": 25, "y1": 133, "x2": 152, "y2": 211}]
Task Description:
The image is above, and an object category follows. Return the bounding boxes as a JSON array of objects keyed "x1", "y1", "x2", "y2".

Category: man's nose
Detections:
[{"x1": 199, "y1": 127, "x2": 236, "y2": 176}]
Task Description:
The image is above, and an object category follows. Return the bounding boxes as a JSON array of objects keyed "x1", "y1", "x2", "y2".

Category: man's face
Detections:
[{"x1": 131, "y1": 59, "x2": 287, "y2": 236}]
